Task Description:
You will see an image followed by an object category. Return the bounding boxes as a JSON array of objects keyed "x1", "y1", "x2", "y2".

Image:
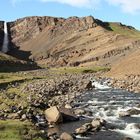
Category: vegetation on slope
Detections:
[
  {"x1": 109, "y1": 22, "x2": 140, "y2": 38},
  {"x1": 0, "y1": 52, "x2": 16, "y2": 61}
]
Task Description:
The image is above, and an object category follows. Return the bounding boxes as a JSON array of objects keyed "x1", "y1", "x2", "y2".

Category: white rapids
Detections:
[
  {"x1": 92, "y1": 81, "x2": 111, "y2": 90},
  {"x1": 73, "y1": 80, "x2": 140, "y2": 140},
  {"x1": 2, "y1": 22, "x2": 9, "y2": 53}
]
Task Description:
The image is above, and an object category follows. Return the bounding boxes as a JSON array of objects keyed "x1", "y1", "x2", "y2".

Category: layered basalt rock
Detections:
[
  {"x1": 8, "y1": 16, "x2": 101, "y2": 46},
  {"x1": 8, "y1": 16, "x2": 64, "y2": 46}
]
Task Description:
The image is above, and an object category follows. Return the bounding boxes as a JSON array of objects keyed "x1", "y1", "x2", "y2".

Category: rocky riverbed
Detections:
[{"x1": 0, "y1": 70, "x2": 140, "y2": 140}]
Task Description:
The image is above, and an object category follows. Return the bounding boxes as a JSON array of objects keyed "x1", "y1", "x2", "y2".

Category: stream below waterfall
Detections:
[{"x1": 48, "y1": 81, "x2": 140, "y2": 140}]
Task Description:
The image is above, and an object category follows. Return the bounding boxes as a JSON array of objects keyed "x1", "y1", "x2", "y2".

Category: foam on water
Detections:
[
  {"x1": 92, "y1": 81, "x2": 111, "y2": 90},
  {"x1": 75, "y1": 135, "x2": 90, "y2": 139},
  {"x1": 115, "y1": 123, "x2": 140, "y2": 140}
]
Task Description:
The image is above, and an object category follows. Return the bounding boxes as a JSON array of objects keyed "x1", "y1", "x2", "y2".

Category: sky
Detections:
[{"x1": 0, "y1": 0, "x2": 140, "y2": 30}]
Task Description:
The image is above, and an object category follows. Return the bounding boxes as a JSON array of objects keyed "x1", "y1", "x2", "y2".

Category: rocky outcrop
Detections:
[
  {"x1": 8, "y1": 16, "x2": 100, "y2": 47},
  {"x1": 8, "y1": 16, "x2": 64, "y2": 46}
]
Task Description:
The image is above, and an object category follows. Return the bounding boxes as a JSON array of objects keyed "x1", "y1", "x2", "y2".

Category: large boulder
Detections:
[
  {"x1": 44, "y1": 106, "x2": 63, "y2": 123},
  {"x1": 60, "y1": 107, "x2": 79, "y2": 122},
  {"x1": 44, "y1": 106, "x2": 79, "y2": 124}
]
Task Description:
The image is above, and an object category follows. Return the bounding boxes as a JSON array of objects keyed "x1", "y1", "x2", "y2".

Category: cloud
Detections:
[
  {"x1": 11, "y1": 0, "x2": 140, "y2": 14},
  {"x1": 40, "y1": 0, "x2": 100, "y2": 8},
  {"x1": 106, "y1": 0, "x2": 140, "y2": 14}
]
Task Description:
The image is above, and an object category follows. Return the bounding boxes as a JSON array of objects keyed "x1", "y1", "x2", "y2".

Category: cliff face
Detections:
[
  {"x1": 8, "y1": 16, "x2": 64, "y2": 46},
  {"x1": 2, "y1": 15, "x2": 139, "y2": 77},
  {"x1": 8, "y1": 16, "x2": 102, "y2": 47},
  {"x1": 0, "y1": 21, "x2": 4, "y2": 49}
]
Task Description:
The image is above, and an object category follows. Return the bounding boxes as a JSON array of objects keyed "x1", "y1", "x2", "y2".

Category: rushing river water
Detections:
[{"x1": 48, "y1": 81, "x2": 140, "y2": 140}]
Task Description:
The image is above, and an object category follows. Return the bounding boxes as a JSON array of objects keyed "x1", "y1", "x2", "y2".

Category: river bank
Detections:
[{"x1": 0, "y1": 68, "x2": 140, "y2": 140}]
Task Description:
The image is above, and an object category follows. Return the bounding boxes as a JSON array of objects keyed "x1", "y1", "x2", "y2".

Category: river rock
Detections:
[
  {"x1": 60, "y1": 107, "x2": 79, "y2": 122},
  {"x1": 91, "y1": 119, "x2": 102, "y2": 128},
  {"x1": 44, "y1": 106, "x2": 63, "y2": 123},
  {"x1": 127, "y1": 108, "x2": 140, "y2": 115},
  {"x1": 21, "y1": 114, "x2": 27, "y2": 121},
  {"x1": 60, "y1": 132, "x2": 73, "y2": 140},
  {"x1": 118, "y1": 111, "x2": 130, "y2": 117},
  {"x1": 126, "y1": 123, "x2": 140, "y2": 131},
  {"x1": 75, "y1": 126, "x2": 89, "y2": 135},
  {"x1": 74, "y1": 109, "x2": 86, "y2": 115},
  {"x1": 121, "y1": 137, "x2": 134, "y2": 140},
  {"x1": 85, "y1": 81, "x2": 93, "y2": 90},
  {"x1": 75, "y1": 122, "x2": 92, "y2": 135},
  {"x1": 65, "y1": 104, "x2": 72, "y2": 109},
  {"x1": 83, "y1": 123, "x2": 92, "y2": 130},
  {"x1": 137, "y1": 104, "x2": 140, "y2": 108}
]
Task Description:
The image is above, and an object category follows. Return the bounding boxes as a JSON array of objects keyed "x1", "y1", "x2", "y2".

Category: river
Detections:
[{"x1": 48, "y1": 81, "x2": 140, "y2": 140}]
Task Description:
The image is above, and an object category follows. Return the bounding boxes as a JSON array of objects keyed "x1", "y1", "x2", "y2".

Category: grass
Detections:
[
  {"x1": 0, "y1": 74, "x2": 25, "y2": 84},
  {"x1": 0, "y1": 53, "x2": 16, "y2": 61},
  {"x1": 109, "y1": 22, "x2": 140, "y2": 38},
  {"x1": 0, "y1": 120, "x2": 43, "y2": 140},
  {"x1": 49, "y1": 66, "x2": 110, "y2": 74},
  {"x1": 0, "y1": 72, "x2": 45, "y2": 85}
]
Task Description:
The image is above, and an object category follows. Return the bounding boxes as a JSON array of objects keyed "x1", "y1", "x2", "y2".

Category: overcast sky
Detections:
[{"x1": 0, "y1": 0, "x2": 140, "y2": 30}]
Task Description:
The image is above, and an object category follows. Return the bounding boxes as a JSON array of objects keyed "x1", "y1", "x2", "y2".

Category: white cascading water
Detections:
[
  {"x1": 2, "y1": 22, "x2": 9, "y2": 53},
  {"x1": 92, "y1": 81, "x2": 111, "y2": 90},
  {"x1": 72, "y1": 80, "x2": 140, "y2": 140}
]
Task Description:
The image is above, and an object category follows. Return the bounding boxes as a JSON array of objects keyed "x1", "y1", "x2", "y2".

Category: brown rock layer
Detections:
[{"x1": 8, "y1": 16, "x2": 101, "y2": 47}]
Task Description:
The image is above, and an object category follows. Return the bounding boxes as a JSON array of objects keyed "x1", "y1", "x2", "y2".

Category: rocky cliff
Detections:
[
  {"x1": 0, "y1": 16, "x2": 139, "y2": 77},
  {"x1": 8, "y1": 16, "x2": 105, "y2": 47}
]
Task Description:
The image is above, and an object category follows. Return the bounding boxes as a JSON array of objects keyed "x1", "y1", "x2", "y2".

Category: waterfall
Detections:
[{"x1": 2, "y1": 22, "x2": 9, "y2": 53}]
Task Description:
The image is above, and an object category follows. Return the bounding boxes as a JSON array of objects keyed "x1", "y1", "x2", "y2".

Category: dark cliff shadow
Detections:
[
  {"x1": 0, "y1": 43, "x2": 41, "y2": 73},
  {"x1": 7, "y1": 23, "x2": 32, "y2": 61},
  {"x1": 95, "y1": 19, "x2": 113, "y2": 31},
  {"x1": 7, "y1": 42, "x2": 31, "y2": 61}
]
